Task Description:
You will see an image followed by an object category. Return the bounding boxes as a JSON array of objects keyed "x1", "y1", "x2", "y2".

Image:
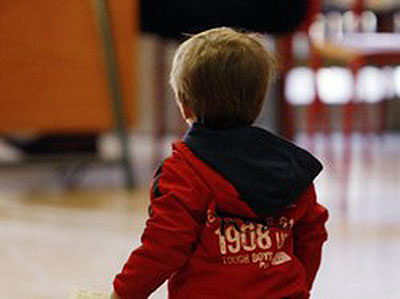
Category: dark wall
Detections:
[{"x1": 141, "y1": 0, "x2": 308, "y2": 39}]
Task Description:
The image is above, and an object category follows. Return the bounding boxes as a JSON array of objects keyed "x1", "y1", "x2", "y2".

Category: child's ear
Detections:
[
  {"x1": 182, "y1": 105, "x2": 195, "y2": 121},
  {"x1": 178, "y1": 102, "x2": 196, "y2": 124}
]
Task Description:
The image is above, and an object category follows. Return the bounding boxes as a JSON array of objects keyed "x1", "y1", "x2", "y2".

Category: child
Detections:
[{"x1": 112, "y1": 27, "x2": 328, "y2": 299}]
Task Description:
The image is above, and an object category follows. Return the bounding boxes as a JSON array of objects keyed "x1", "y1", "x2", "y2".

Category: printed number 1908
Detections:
[{"x1": 215, "y1": 223, "x2": 272, "y2": 255}]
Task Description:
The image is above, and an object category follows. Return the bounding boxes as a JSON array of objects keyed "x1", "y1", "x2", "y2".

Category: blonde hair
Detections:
[{"x1": 169, "y1": 27, "x2": 276, "y2": 128}]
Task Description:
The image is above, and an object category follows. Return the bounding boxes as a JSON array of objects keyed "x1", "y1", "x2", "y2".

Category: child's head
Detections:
[{"x1": 170, "y1": 27, "x2": 276, "y2": 129}]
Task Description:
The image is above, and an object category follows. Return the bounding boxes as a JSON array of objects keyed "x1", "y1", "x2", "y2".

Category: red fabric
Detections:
[{"x1": 114, "y1": 142, "x2": 328, "y2": 298}]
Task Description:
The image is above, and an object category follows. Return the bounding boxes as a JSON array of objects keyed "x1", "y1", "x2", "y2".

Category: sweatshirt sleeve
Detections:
[
  {"x1": 113, "y1": 157, "x2": 209, "y2": 299},
  {"x1": 293, "y1": 184, "x2": 328, "y2": 295}
]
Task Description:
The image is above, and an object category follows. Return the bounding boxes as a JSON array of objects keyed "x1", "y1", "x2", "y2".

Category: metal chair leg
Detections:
[{"x1": 92, "y1": 0, "x2": 134, "y2": 189}]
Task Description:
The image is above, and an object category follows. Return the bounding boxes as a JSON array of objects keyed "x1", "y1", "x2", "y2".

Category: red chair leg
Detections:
[
  {"x1": 344, "y1": 58, "x2": 363, "y2": 135},
  {"x1": 153, "y1": 38, "x2": 167, "y2": 168},
  {"x1": 278, "y1": 35, "x2": 295, "y2": 140},
  {"x1": 378, "y1": 99, "x2": 388, "y2": 134},
  {"x1": 307, "y1": 43, "x2": 325, "y2": 136}
]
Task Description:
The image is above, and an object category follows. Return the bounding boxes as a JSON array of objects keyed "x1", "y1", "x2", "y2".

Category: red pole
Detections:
[
  {"x1": 153, "y1": 38, "x2": 167, "y2": 168},
  {"x1": 353, "y1": 0, "x2": 365, "y2": 16},
  {"x1": 277, "y1": 35, "x2": 295, "y2": 140}
]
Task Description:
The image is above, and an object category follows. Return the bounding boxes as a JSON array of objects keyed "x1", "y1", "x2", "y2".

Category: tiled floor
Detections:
[
  {"x1": 0, "y1": 133, "x2": 399, "y2": 298},
  {"x1": 303, "y1": 133, "x2": 400, "y2": 298}
]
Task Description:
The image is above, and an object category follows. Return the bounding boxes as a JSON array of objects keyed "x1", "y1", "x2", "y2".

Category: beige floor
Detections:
[{"x1": 1, "y1": 133, "x2": 399, "y2": 299}]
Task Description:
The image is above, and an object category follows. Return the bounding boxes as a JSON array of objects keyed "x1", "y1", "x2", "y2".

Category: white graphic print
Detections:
[
  {"x1": 271, "y1": 251, "x2": 292, "y2": 266},
  {"x1": 241, "y1": 223, "x2": 257, "y2": 251},
  {"x1": 210, "y1": 211, "x2": 293, "y2": 269}
]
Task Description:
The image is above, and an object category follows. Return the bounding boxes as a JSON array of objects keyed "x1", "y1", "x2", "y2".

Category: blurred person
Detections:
[{"x1": 112, "y1": 28, "x2": 328, "y2": 299}]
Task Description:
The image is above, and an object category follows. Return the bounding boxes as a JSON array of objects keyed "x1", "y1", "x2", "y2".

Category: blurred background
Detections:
[{"x1": 0, "y1": 0, "x2": 399, "y2": 298}]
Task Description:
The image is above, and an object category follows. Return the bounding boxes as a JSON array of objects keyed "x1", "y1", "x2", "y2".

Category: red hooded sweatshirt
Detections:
[{"x1": 114, "y1": 124, "x2": 328, "y2": 299}]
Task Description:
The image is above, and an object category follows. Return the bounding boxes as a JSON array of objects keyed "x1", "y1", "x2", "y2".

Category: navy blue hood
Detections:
[{"x1": 183, "y1": 123, "x2": 323, "y2": 215}]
